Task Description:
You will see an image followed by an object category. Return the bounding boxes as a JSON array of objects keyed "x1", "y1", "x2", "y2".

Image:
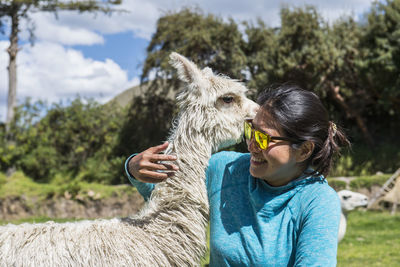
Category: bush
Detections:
[
  {"x1": 349, "y1": 174, "x2": 390, "y2": 190},
  {"x1": 0, "y1": 98, "x2": 125, "y2": 184},
  {"x1": 331, "y1": 142, "x2": 400, "y2": 177},
  {"x1": 0, "y1": 171, "x2": 56, "y2": 199},
  {"x1": 0, "y1": 173, "x2": 6, "y2": 187},
  {"x1": 79, "y1": 156, "x2": 127, "y2": 185},
  {"x1": 327, "y1": 179, "x2": 347, "y2": 191},
  {"x1": 59, "y1": 180, "x2": 82, "y2": 198},
  {"x1": 19, "y1": 146, "x2": 58, "y2": 182}
]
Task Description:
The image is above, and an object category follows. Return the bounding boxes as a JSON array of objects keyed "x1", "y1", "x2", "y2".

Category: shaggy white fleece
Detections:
[
  {"x1": 337, "y1": 190, "x2": 368, "y2": 243},
  {"x1": 0, "y1": 52, "x2": 258, "y2": 267}
]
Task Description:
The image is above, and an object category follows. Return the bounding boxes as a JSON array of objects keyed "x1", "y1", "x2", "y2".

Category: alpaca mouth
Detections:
[{"x1": 359, "y1": 202, "x2": 368, "y2": 208}]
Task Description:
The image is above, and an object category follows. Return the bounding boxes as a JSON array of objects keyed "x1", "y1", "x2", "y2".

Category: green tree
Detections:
[
  {"x1": 244, "y1": 6, "x2": 331, "y2": 93},
  {"x1": 242, "y1": 19, "x2": 278, "y2": 95},
  {"x1": 245, "y1": 6, "x2": 374, "y2": 146},
  {"x1": 322, "y1": 17, "x2": 376, "y2": 145},
  {"x1": 359, "y1": 0, "x2": 400, "y2": 129},
  {"x1": 36, "y1": 98, "x2": 123, "y2": 179},
  {"x1": 0, "y1": 99, "x2": 46, "y2": 176},
  {"x1": 141, "y1": 7, "x2": 246, "y2": 94},
  {"x1": 0, "y1": 98, "x2": 125, "y2": 183},
  {"x1": 0, "y1": 0, "x2": 121, "y2": 134}
]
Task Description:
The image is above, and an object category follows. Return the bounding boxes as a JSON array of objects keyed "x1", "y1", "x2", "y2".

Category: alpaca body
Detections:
[
  {"x1": 0, "y1": 53, "x2": 258, "y2": 266},
  {"x1": 337, "y1": 190, "x2": 368, "y2": 242},
  {"x1": 338, "y1": 212, "x2": 347, "y2": 243},
  {"x1": 0, "y1": 161, "x2": 208, "y2": 267}
]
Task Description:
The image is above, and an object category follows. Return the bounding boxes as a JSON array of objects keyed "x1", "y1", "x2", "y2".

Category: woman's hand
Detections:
[{"x1": 128, "y1": 141, "x2": 179, "y2": 183}]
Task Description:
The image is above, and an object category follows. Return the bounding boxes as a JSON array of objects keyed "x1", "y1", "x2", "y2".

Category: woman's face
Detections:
[{"x1": 247, "y1": 108, "x2": 303, "y2": 186}]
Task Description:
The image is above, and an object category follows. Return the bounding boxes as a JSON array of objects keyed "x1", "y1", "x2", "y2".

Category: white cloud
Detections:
[
  {"x1": 12, "y1": 0, "x2": 375, "y2": 45},
  {"x1": 25, "y1": 13, "x2": 104, "y2": 45},
  {"x1": 0, "y1": 41, "x2": 139, "y2": 122},
  {"x1": 21, "y1": 0, "x2": 161, "y2": 42}
]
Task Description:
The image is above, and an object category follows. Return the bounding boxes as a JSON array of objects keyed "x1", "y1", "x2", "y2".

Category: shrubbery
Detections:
[{"x1": 0, "y1": 98, "x2": 128, "y2": 184}]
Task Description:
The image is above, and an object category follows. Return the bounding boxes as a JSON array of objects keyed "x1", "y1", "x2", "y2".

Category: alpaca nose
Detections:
[{"x1": 245, "y1": 100, "x2": 259, "y2": 119}]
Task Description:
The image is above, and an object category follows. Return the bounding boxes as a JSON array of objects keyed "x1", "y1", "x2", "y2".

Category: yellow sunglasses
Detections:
[{"x1": 244, "y1": 120, "x2": 297, "y2": 150}]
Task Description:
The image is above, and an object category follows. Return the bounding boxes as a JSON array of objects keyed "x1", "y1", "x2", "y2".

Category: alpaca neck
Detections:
[
  {"x1": 170, "y1": 134, "x2": 212, "y2": 172},
  {"x1": 149, "y1": 118, "x2": 214, "y2": 213},
  {"x1": 164, "y1": 129, "x2": 213, "y2": 196},
  {"x1": 141, "y1": 125, "x2": 212, "y2": 262},
  {"x1": 166, "y1": 111, "x2": 215, "y2": 183}
]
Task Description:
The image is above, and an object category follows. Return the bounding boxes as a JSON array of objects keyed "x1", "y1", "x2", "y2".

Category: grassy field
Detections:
[{"x1": 338, "y1": 210, "x2": 400, "y2": 267}]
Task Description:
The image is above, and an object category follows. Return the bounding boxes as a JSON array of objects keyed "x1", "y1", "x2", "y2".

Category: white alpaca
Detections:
[
  {"x1": 0, "y1": 53, "x2": 258, "y2": 266},
  {"x1": 337, "y1": 190, "x2": 368, "y2": 243}
]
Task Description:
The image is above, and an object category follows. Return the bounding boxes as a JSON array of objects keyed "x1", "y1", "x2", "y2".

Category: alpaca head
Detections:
[
  {"x1": 337, "y1": 190, "x2": 369, "y2": 212},
  {"x1": 169, "y1": 52, "x2": 259, "y2": 152}
]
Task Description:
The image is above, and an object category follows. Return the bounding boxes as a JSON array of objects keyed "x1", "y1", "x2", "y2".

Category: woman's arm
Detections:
[{"x1": 125, "y1": 142, "x2": 178, "y2": 201}]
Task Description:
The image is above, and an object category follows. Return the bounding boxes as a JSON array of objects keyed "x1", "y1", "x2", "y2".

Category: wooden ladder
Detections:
[{"x1": 367, "y1": 168, "x2": 400, "y2": 209}]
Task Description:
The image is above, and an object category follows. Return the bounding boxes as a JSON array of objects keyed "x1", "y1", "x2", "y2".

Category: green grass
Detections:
[
  {"x1": 0, "y1": 172, "x2": 57, "y2": 200},
  {"x1": 338, "y1": 211, "x2": 400, "y2": 266},
  {"x1": 0, "y1": 171, "x2": 137, "y2": 201},
  {"x1": 201, "y1": 225, "x2": 211, "y2": 266}
]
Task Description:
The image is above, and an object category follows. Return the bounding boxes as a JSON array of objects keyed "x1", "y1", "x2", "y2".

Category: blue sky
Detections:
[
  {"x1": 71, "y1": 33, "x2": 148, "y2": 79},
  {"x1": 0, "y1": 0, "x2": 375, "y2": 122}
]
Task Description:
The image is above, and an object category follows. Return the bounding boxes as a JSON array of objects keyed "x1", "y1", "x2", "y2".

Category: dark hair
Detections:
[{"x1": 257, "y1": 84, "x2": 350, "y2": 177}]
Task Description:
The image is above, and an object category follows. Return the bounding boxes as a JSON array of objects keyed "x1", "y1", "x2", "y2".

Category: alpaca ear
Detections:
[
  {"x1": 169, "y1": 52, "x2": 204, "y2": 84},
  {"x1": 202, "y1": 67, "x2": 213, "y2": 76}
]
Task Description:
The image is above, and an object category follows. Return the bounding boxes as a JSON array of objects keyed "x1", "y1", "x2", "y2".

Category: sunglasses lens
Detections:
[
  {"x1": 255, "y1": 131, "x2": 269, "y2": 150},
  {"x1": 244, "y1": 122, "x2": 252, "y2": 140},
  {"x1": 244, "y1": 121, "x2": 271, "y2": 150}
]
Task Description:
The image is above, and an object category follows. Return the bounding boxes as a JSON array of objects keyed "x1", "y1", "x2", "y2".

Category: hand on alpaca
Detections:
[{"x1": 128, "y1": 141, "x2": 179, "y2": 183}]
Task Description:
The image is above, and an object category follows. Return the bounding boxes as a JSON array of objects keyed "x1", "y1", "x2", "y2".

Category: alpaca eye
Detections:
[{"x1": 222, "y1": 96, "x2": 234, "y2": 103}]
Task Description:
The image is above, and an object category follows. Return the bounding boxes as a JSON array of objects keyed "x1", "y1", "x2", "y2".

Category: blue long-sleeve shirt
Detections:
[{"x1": 125, "y1": 151, "x2": 341, "y2": 267}]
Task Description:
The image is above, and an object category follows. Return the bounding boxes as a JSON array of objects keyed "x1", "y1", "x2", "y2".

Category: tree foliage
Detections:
[
  {"x1": 0, "y1": 99, "x2": 126, "y2": 184},
  {"x1": 360, "y1": 0, "x2": 400, "y2": 116},
  {"x1": 141, "y1": 7, "x2": 247, "y2": 95}
]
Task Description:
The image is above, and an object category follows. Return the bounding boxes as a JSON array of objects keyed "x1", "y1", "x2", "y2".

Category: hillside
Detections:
[
  {"x1": 106, "y1": 83, "x2": 145, "y2": 108},
  {"x1": 107, "y1": 80, "x2": 180, "y2": 109}
]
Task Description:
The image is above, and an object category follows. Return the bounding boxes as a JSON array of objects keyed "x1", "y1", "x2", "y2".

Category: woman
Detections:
[{"x1": 125, "y1": 84, "x2": 349, "y2": 266}]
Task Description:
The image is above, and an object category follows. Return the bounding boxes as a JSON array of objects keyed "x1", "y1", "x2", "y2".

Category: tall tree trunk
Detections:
[
  {"x1": 5, "y1": 7, "x2": 19, "y2": 134},
  {"x1": 5, "y1": 6, "x2": 20, "y2": 177},
  {"x1": 327, "y1": 82, "x2": 375, "y2": 147}
]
